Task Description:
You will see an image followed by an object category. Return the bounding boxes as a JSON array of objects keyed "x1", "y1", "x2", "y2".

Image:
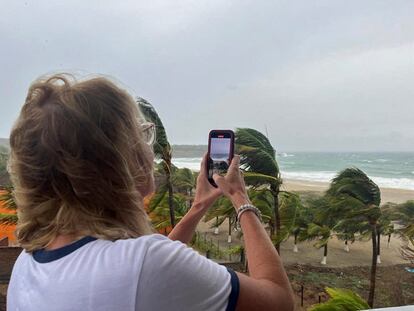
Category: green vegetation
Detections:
[
  {"x1": 235, "y1": 128, "x2": 283, "y2": 252},
  {"x1": 0, "y1": 186, "x2": 17, "y2": 225},
  {"x1": 326, "y1": 168, "x2": 381, "y2": 308},
  {"x1": 308, "y1": 287, "x2": 369, "y2": 311},
  {"x1": 190, "y1": 231, "x2": 225, "y2": 259},
  {"x1": 138, "y1": 98, "x2": 176, "y2": 227},
  {"x1": 0, "y1": 149, "x2": 8, "y2": 175}
]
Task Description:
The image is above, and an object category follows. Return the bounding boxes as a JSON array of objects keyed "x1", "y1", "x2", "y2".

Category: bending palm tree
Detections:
[
  {"x1": 301, "y1": 195, "x2": 337, "y2": 265},
  {"x1": 235, "y1": 128, "x2": 282, "y2": 252},
  {"x1": 396, "y1": 200, "x2": 414, "y2": 263},
  {"x1": 147, "y1": 191, "x2": 189, "y2": 234},
  {"x1": 277, "y1": 191, "x2": 305, "y2": 253},
  {"x1": 137, "y1": 98, "x2": 175, "y2": 228},
  {"x1": 205, "y1": 196, "x2": 235, "y2": 242},
  {"x1": 173, "y1": 167, "x2": 196, "y2": 206},
  {"x1": 327, "y1": 168, "x2": 381, "y2": 308}
]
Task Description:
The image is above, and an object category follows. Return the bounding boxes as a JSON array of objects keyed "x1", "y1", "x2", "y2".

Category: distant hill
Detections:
[
  {"x1": 0, "y1": 139, "x2": 207, "y2": 158},
  {"x1": 0, "y1": 138, "x2": 9, "y2": 153},
  {"x1": 0, "y1": 138, "x2": 9, "y2": 147},
  {"x1": 171, "y1": 145, "x2": 207, "y2": 158}
]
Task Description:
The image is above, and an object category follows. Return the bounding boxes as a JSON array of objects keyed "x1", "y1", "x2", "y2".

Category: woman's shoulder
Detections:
[
  {"x1": 111, "y1": 233, "x2": 171, "y2": 249},
  {"x1": 98, "y1": 233, "x2": 180, "y2": 258}
]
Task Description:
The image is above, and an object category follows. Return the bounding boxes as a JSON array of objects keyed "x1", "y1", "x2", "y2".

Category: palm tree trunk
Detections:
[
  {"x1": 377, "y1": 233, "x2": 381, "y2": 264},
  {"x1": 214, "y1": 216, "x2": 219, "y2": 234},
  {"x1": 240, "y1": 247, "x2": 245, "y2": 266},
  {"x1": 321, "y1": 244, "x2": 328, "y2": 265},
  {"x1": 293, "y1": 233, "x2": 298, "y2": 253},
  {"x1": 165, "y1": 162, "x2": 175, "y2": 228},
  {"x1": 228, "y1": 217, "x2": 232, "y2": 243},
  {"x1": 387, "y1": 233, "x2": 391, "y2": 248},
  {"x1": 368, "y1": 224, "x2": 378, "y2": 308},
  {"x1": 344, "y1": 240, "x2": 350, "y2": 252},
  {"x1": 271, "y1": 185, "x2": 280, "y2": 254},
  {"x1": 269, "y1": 219, "x2": 275, "y2": 237}
]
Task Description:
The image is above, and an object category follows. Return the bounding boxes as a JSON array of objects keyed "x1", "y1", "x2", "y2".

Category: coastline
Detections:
[{"x1": 281, "y1": 178, "x2": 414, "y2": 204}]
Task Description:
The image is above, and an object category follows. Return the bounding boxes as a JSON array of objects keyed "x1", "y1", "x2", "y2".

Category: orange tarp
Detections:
[
  {"x1": 0, "y1": 192, "x2": 170, "y2": 243},
  {"x1": 0, "y1": 190, "x2": 17, "y2": 242}
]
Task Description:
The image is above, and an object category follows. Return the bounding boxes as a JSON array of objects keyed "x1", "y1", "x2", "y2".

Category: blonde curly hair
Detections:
[{"x1": 9, "y1": 74, "x2": 154, "y2": 252}]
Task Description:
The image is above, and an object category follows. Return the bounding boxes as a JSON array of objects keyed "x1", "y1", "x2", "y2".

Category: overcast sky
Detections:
[{"x1": 1, "y1": 1, "x2": 414, "y2": 151}]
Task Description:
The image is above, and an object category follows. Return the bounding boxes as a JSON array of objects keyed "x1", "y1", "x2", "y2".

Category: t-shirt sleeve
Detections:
[{"x1": 136, "y1": 234, "x2": 239, "y2": 311}]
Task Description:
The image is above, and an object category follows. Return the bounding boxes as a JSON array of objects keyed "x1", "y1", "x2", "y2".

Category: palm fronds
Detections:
[
  {"x1": 0, "y1": 186, "x2": 17, "y2": 226},
  {"x1": 328, "y1": 168, "x2": 381, "y2": 207},
  {"x1": 137, "y1": 97, "x2": 171, "y2": 160},
  {"x1": 235, "y1": 128, "x2": 280, "y2": 181},
  {"x1": 0, "y1": 186, "x2": 16, "y2": 211},
  {"x1": 0, "y1": 213, "x2": 18, "y2": 226},
  {"x1": 309, "y1": 287, "x2": 369, "y2": 311},
  {"x1": 137, "y1": 98, "x2": 175, "y2": 227}
]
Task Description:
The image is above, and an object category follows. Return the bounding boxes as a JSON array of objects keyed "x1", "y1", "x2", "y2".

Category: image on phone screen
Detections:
[{"x1": 208, "y1": 136, "x2": 231, "y2": 180}]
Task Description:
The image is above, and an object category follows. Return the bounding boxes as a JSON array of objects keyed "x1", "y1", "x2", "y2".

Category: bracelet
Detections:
[{"x1": 236, "y1": 204, "x2": 262, "y2": 227}]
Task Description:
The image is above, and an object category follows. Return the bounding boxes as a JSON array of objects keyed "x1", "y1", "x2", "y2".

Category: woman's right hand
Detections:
[{"x1": 212, "y1": 155, "x2": 251, "y2": 209}]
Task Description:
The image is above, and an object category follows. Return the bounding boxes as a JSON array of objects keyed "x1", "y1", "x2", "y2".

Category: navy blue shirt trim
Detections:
[
  {"x1": 33, "y1": 236, "x2": 97, "y2": 263},
  {"x1": 226, "y1": 268, "x2": 240, "y2": 311}
]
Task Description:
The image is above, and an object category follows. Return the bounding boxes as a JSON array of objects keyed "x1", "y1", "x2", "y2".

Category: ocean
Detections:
[{"x1": 171, "y1": 152, "x2": 414, "y2": 190}]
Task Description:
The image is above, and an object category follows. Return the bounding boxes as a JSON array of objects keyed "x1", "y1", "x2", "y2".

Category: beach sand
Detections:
[
  {"x1": 196, "y1": 179, "x2": 414, "y2": 267},
  {"x1": 281, "y1": 179, "x2": 414, "y2": 204}
]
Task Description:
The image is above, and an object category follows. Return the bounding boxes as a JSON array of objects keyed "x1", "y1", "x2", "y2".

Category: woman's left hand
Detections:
[{"x1": 192, "y1": 153, "x2": 222, "y2": 210}]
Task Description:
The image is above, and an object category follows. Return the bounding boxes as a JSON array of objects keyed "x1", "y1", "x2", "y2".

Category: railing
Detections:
[{"x1": 367, "y1": 306, "x2": 414, "y2": 311}]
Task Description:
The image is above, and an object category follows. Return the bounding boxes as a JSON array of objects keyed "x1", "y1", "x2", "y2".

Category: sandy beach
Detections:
[
  {"x1": 281, "y1": 178, "x2": 414, "y2": 204},
  {"x1": 196, "y1": 178, "x2": 414, "y2": 268}
]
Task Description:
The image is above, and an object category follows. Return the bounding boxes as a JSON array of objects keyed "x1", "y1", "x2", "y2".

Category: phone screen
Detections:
[{"x1": 207, "y1": 130, "x2": 234, "y2": 187}]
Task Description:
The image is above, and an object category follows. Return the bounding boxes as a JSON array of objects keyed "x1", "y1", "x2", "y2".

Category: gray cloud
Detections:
[{"x1": 1, "y1": 0, "x2": 413, "y2": 151}]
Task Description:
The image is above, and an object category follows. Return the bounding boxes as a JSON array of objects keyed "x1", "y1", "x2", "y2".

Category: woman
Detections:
[{"x1": 7, "y1": 74, "x2": 294, "y2": 311}]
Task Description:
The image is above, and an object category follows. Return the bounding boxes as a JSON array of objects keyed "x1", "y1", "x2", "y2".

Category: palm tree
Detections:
[
  {"x1": 204, "y1": 196, "x2": 235, "y2": 242},
  {"x1": 235, "y1": 128, "x2": 282, "y2": 252},
  {"x1": 401, "y1": 222, "x2": 414, "y2": 264},
  {"x1": 327, "y1": 168, "x2": 381, "y2": 308},
  {"x1": 309, "y1": 287, "x2": 369, "y2": 311},
  {"x1": 172, "y1": 167, "x2": 196, "y2": 210},
  {"x1": 375, "y1": 203, "x2": 398, "y2": 263},
  {"x1": 336, "y1": 221, "x2": 355, "y2": 253},
  {"x1": 205, "y1": 188, "x2": 275, "y2": 244},
  {"x1": 0, "y1": 186, "x2": 17, "y2": 226},
  {"x1": 394, "y1": 200, "x2": 414, "y2": 230},
  {"x1": 0, "y1": 151, "x2": 8, "y2": 174},
  {"x1": 137, "y1": 98, "x2": 175, "y2": 228},
  {"x1": 395, "y1": 200, "x2": 414, "y2": 264},
  {"x1": 173, "y1": 168, "x2": 195, "y2": 197},
  {"x1": 248, "y1": 188, "x2": 275, "y2": 232},
  {"x1": 0, "y1": 152, "x2": 10, "y2": 186},
  {"x1": 297, "y1": 195, "x2": 341, "y2": 265},
  {"x1": 277, "y1": 191, "x2": 306, "y2": 253},
  {"x1": 147, "y1": 191, "x2": 189, "y2": 234}
]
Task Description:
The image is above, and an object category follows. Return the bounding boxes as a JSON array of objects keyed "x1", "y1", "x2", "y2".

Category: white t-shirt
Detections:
[{"x1": 7, "y1": 234, "x2": 239, "y2": 311}]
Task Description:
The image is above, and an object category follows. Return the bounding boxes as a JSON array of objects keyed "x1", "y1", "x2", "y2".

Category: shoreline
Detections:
[{"x1": 281, "y1": 178, "x2": 414, "y2": 204}]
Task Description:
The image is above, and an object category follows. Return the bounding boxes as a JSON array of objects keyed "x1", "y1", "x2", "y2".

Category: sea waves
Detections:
[
  {"x1": 172, "y1": 155, "x2": 414, "y2": 191},
  {"x1": 282, "y1": 171, "x2": 414, "y2": 190}
]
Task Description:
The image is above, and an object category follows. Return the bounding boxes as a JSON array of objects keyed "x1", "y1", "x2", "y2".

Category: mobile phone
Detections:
[{"x1": 207, "y1": 130, "x2": 235, "y2": 187}]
